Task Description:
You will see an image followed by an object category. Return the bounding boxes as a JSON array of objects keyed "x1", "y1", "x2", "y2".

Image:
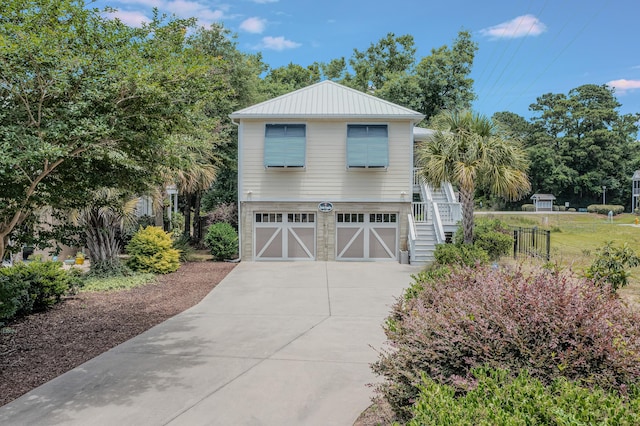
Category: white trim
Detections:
[{"x1": 236, "y1": 121, "x2": 243, "y2": 261}]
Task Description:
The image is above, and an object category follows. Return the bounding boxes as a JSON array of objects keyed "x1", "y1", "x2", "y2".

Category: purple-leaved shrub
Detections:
[{"x1": 373, "y1": 266, "x2": 640, "y2": 421}]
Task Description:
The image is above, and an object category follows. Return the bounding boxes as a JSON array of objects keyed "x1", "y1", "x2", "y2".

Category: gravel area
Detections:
[{"x1": 0, "y1": 261, "x2": 236, "y2": 407}]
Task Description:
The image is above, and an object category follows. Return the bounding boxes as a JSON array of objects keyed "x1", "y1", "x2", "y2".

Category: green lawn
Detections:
[{"x1": 479, "y1": 212, "x2": 640, "y2": 307}]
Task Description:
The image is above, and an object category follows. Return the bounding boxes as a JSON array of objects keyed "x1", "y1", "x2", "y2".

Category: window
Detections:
[
  {"x1": 347, "y1": 124, "x2": 388, "y2": 168},
  {"x1": 264, "y1": 124, "x2": 306, "y2": 168}
]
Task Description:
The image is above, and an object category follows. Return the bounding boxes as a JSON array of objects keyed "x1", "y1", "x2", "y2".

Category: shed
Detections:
[{"x1": 531, "y1": 193, "x2": 556, "y2": 212}]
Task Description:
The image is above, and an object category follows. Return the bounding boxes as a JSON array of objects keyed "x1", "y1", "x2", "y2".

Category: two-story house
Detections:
[{"x1": 230, "y1": 80, "x2": 460, "y2": 263}]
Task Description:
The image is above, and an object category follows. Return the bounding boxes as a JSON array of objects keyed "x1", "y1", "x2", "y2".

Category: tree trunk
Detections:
[
  {"x1": 193, "y1": 192, "x2": 202, "y2": 242},
  {"x1": 183, "y1": 194, "x2": 192, "y2": 238},
  {"x1": 459, "y1": 185, "x2": 475, "y2": 244}
]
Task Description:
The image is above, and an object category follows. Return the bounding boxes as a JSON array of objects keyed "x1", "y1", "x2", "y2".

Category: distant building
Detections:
[{"x1": 531, "y1": 193, "x2": 556, "y2": 212}]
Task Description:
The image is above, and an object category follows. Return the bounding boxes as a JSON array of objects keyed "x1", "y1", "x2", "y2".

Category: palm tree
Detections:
[
  {"x1": 416, "y1": 110, "x2": 530, "y2": 244},
  {"x1": 155, "y1": 138, "x2": 218, "y2": 239},
  {"x1": 70, "y1": 188, "x2": 138, "y2": 275}
]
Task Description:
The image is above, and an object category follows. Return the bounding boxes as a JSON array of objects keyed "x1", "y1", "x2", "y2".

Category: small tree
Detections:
[{"x1": 585, "y1": 242, "x2": 640, "y2": 292}]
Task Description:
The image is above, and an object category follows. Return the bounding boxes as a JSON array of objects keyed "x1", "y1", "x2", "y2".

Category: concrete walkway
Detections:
[{"x1": 1, "y1": 262, "x2": 419, "y2": 425}]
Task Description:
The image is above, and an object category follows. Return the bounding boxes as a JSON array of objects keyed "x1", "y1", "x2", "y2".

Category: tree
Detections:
[
  {"x1": 513, "y1": 84, "x2": 640, "y2": 207},
  {"x1": 314, "y1": 31, "x2": 478, "y2": 122},
  {"x1": 0, "y1": 1, "x2": 239, "y2": 260},
  {"x1": 260, "y1": 63, "x2": 321, "y2": 99},
  {"x1": 417, "y1": 111, "x2": 530, "y2": 243}
]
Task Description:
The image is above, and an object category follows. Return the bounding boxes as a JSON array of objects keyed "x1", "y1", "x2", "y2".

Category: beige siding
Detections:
[{"x1": 239, "y1": 119, "x2": 413, "y2": 202}]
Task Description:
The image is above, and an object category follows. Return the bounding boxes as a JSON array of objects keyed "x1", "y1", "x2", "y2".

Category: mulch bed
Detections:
[{"x1": 0, "y1": 261, "x2": 236, "y2": 407}]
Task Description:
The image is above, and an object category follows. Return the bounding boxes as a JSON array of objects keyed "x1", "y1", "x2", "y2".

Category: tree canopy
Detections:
[
  {"x1": 0, "y1": 0, "x2": 256, "y2": 259},
  {"x1": 495, "y1": 84, "x2": 640, "y2": 208}
]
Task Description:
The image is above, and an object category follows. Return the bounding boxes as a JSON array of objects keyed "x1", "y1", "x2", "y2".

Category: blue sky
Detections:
[{"x1": 91, "y1": 0, "x2": 640, "y2": 120}]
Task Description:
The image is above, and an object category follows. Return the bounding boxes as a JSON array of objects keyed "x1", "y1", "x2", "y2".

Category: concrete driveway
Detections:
[{"x1": 1, "y1": 261, "x2": 419, "y2": 426}]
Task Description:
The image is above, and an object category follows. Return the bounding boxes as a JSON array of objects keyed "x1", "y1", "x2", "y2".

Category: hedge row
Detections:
[
  {"x1": 408, "y1": 368, "x2": 640, "y2": 425},
  {"x1": 587, "y1": 204, "x2": 625, "y2": 215}
]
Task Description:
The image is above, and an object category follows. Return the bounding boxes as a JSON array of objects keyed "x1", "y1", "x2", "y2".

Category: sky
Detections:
[{"x1": 90, "y1": 0, "x2": 640, "y2": 120}]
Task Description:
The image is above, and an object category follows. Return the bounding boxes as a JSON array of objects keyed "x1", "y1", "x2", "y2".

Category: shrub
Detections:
[
  {"x1": 585, "y1": 241, "x2": 640, "y2": 292},
  {"x1": 452, "y1": 218, "x2": 512, "y2": 261},
  {"x1": 434, "y1": 243, "x2": 489, "y2": 266},
  {"x1": 126, "y1": 226, "x2": 180, "y2": 274},
  {"x1": 0, "y1": 273, "x2": 29, "y2": 323},
  {"x1": 407, "y1": 368, "x2": 640, "y2": 425},
  {"x1": 587, "y1": 204, "x2": 624, "y2": 215},
  {"x1": 568, "y1": 207, "x2": 576, "y2": 212},
  {"x1": 204, "y1": 222, "x2": 238, "y2": 261},
  {"x1": 0, "y1": 261, "x2": 78, "y2": 321},
  {"x1": 521, "y1": 203, "x2": 535, "y2": 212},
  {"x1": 373, "y1": 266, "x2": 640, "y2": 421}
]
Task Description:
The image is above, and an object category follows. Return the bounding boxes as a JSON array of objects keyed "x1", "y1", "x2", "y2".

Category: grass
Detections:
[
  {"x1": 80, "y1": 273, "x2": 156, "y2": 292},
  {"x1": 481, "y1": 212, "x2": 640, "y2": 307}
]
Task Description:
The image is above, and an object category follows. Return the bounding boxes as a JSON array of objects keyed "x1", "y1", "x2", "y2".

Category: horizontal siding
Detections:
[{"x1": 240, "y1": 120, "x2": 413, "y2": 201}]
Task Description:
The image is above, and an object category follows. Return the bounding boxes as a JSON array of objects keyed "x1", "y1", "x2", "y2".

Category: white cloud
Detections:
[
  {"x1": 165, "y1": 1, "x2": 222, "y2": 19},
  {"x1": 103, "y1": 10, "x2": 151, "y2": 27},
  {"x1": 480, "y1": 14, "x2": 547, "y2": 39},
  {"x1": 606, "y1": 79, "x2": 640, "y2": 94},
  {"x1": 259, "y1": 36, "x2": 301, "y2": 51},
  {"x1": 252, "y1": 0, "x2": 278, "y2": 3},
  {"x1": 240, "y1": 17, "x2": 266, "y2": 34}
]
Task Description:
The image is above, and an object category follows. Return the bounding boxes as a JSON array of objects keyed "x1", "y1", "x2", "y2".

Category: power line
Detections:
[{"x1": 501, "y1": 1, "x2": 610, "y2": 114}]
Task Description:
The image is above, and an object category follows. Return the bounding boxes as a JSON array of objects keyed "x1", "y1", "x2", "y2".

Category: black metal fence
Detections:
[{"x1": 512, "y1": 226, "x2": 551, "y2": 261}]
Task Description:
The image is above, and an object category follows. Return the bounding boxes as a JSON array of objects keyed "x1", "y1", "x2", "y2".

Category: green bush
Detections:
[
  {"x1": 521, "y1": 203, "x2": 535, "y2": 212},
  {"x1": 434, "y1": 243, "x2": 489, "y2": 267},
  {"x1": 373, "y1": 266, "x2": 640, "y2": 421},
  {"x1": 452, "y1": 218, "x2": 512, "y2": 261},
  {"x1": 0, "y1": 273, "x2": 29, "y2": 322},
  {"x1": 0, "y1": 261, "x2": 78, "y2": 322},
  {"x1": 204, "y1": 222, "x2": 238, "y2": 261},
  {"x1": 126, "y1": 226, "x2": 180, "y2": 274},
  {"x1": 585, "y1": 241, "x2": 640, "y2": 292},
  {"x1": 407, "y1": 368, "x2": 640, "y2": 426},
  {"x1": 587, "y1": 204, "x2": 624, "y2": 215}
]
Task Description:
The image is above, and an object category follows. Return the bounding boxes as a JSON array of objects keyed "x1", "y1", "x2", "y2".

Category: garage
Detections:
[
  {"x1": 254, "y1": 212, "x2": 316, "y2": 260},
  {"x1": 336, "y1": 212, "x2": 398, "y2": 260}
]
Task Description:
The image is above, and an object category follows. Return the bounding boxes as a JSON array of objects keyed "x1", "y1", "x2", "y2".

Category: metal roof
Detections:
[
  {"x1": 230, "y1": 80, "x2": 425, "y2": 122},
  {"x1": 531, "y1": 193, "x2": 556, "y2": 200}
]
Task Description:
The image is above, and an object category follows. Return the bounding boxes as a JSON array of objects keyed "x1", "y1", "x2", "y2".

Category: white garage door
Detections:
[
  {"x1": 336, "y1": 213, "x2": 398, "y2": 260},
  {"x1": 254, "y1": 213, "x2": 316, "y2": 260}
]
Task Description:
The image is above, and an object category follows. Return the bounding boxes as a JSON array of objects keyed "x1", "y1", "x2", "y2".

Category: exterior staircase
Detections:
[{"x1": 409, "y1": 169, "x2": 462, "y2": 267}]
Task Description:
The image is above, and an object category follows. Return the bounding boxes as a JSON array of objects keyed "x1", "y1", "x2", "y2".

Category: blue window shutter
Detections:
[
  {"x1": 347, "y1": 125, "x2": 388, "y2": 168},
  {"x1": 264, "y1": 124, "x2": 306, "y2": 167}
]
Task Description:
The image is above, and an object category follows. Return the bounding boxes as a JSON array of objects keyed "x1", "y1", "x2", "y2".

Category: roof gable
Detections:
[{"x1": 230, "y1": 80, "x2": 425, "y2": 121}]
